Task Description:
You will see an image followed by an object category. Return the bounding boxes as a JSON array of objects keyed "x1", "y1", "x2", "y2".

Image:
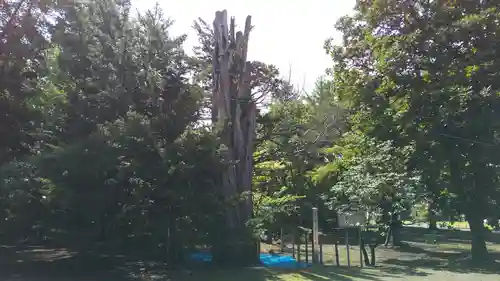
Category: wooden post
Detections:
[
  {"x1": 370, "y1": 245, "x2": 376, "y2": 266},
  {"x1": 346, "y1": 230, "x2": 351, "y2": 268},
  {"x1": 358, "y1": 227, "x2": 363, "y2": 268},
  {"x1": 311, "y1": 233, "x2": 315, "y2": 263},
  {"x1": 292, "y1": 230, "x2": 296, "y2": 258},
  {"x1": 319, "y1": 241, "x2": 323, "y2": 264},
  {"x1": 334, "y1": 241, "x2": 339, "y2": 266},
  {"x1": 280, "y1": 228, "x2": 284, "y2": 252},
  {"x1": 305, "y1": 233, "x2": 309, "y2": 263},
  {"x1": 297, "y1": 236, "x2": 301, "y2": 262},
  {"x1": 312, "y1": 207, "x2": 320, "y2": 264}
]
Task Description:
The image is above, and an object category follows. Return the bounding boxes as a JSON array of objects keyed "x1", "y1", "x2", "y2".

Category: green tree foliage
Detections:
[
  {"x1": 0, "y1": 0, "x2": 223, "y2": 264},
  {"x1": 313, "y1": 132, "x2": 420, "y2": 220},
  {"x1": 0, "y1": 0, "x2": 60, "y2": 164},
  {"x1": 253, "y1": 78, "x2": 345, "y2": 235},
  {"x1": 327, "y1": 0, "x2": 500, "y2": 261},
  {"x1": 52, "y1": 1, "x2": 199, "y2": 140},
  {"x1": 0, "y1": 0, "x2": 309, "y2": 266},
  {"x1": 4, "y1": 0, "x2": 499, "y2": 269}
]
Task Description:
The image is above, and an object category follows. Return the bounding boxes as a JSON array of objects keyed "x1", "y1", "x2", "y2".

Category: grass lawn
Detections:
[
  {"x1": 183, "y1": 237, "x2": 500, "y2": 281},
  {"x1": 402, "y1": 220, "x2": 497, "y2": 230},
  {"x1": 1, "y1": 227, "x2": 500, "y2": 281},
  {"x1": 177, "y1": 265, "x2": 500, "y2": 281}
]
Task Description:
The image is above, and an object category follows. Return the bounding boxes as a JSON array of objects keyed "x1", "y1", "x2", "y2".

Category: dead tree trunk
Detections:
[{"x1": 211, "y1": 10, "x2": 258, "y2": 265}]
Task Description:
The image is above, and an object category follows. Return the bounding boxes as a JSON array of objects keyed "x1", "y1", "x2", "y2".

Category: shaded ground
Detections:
[
  {"x1": 399, "y1": 227, "x2": 500, "y2": 243},
  {"x1": 1, "y1": 226, "x2": 500, "y2": 280},
  {"x1": 0, "y1": 245, "x2": 172, "y2": 281},
  {"x1": 176, "y1": 266, "x2": 500, "y2": 281}
]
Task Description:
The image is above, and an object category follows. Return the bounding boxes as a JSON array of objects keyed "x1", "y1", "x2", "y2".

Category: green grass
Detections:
[
  {"x1": 402, "y1": 220, "x2": 497, "y2": 230},
  {"x1": 402, "y1": 220, "x2": 471, "y2": 228},
  {"x1": 437, "y1": 221, "x2": 476, "y2": 229},
  {"x1": 2, "y1": 227, "x2": 500, "y2": 281},
  {"x1": 175, "y1": 266, "x2": 390, "y2": 281},
  {"x1": 176, "y1": 265, "x2": 500, "y2": 281},
  {"x1": 245, "y1": 228, "x2": 500, "y2": 281},
  {"x1": 178, "y1": 240, "x2": 500, "y2": 281}
]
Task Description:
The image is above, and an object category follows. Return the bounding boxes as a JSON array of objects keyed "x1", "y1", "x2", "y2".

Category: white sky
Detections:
[{"x1": 132, "y1": 0, "x2": 355, "y2": 92}]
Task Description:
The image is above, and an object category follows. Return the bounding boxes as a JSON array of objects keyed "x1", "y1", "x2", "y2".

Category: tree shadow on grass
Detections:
[
  {"x1": 298, "y1": 265, "x2": 429, "y2": 281},
  {"x1": 0, "y1": 245, "x2": 164, "y2": 281},
  {"x1": 174, "y1": 267, "x2": 287, "y2": 281},
  {"x1": 375, "y1": 264, "x2": 429, "y2": 277},
  {"x1": 400, "y1": 227, "x2": 500, "y2": 244},
  {"x1": 385, "y1": 242, "x2": 500, "y2": 275},
  {"x1": 175, "y1": 265, "x2": 429, "y2": 281},
  {"x1": 299, "y1": 267, "x2": 381, "y2": 281}
]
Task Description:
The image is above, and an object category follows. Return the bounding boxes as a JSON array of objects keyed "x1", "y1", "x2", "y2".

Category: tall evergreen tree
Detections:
[{"x1": 0, "y1": 0, "x2": 60, "y2": 164}]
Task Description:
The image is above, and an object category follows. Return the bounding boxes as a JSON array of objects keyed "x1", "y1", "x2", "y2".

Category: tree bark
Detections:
[
  {"x1": 384, "y1": 212, "x2": 401, "y2": 246},
  {"x1": 211, "y1": 10, "x2": 258, "y2": 265},
  {"x1": 360, "y1": 238, "x2": 371, "y2": 266},
  {"x1": 448, "y1": 155, "x2": 490, "y2": 263},
  {"x1": 428, "y1": 219, "x2": 437, "y2": 230},
  {"x1": 466, "y1": 210, "x2": 490, "y2": 263},
  {"x1": 392, "y1": 223, "x2": 401, "y2": 246},
  {"x1": 369, "y1": 245, "x2": 376, "y2": 266},
  {"x1": 428, "y1": 201, "x2": 438, "y2": 230},
  {"x1": 384, "y1": 227, "x2": 392, "y2": 246}
]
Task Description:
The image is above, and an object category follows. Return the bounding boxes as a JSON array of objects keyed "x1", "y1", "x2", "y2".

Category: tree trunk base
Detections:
[
  {"x1": 466, "y1": 212, "x2": 490, "y2": 264},
  {"x1": 212, "y1": 240, "x2": 259, "y2": 266},
  {"x1": 360, "y1": 240, "x2": 371, "y2": 266},
  {"x1": 456, "y1": 254, "x2": 498, "y2": 269},
  {"x1": 428, "y1": 222, "x2": 437, "y2": 230},
  {"x1": 212, "y1": 227, "x2": 259, "y2": 266}
]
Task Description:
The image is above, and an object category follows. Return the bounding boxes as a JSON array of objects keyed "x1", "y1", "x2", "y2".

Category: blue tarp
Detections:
[
  {"x1": 189, "y1": 252, "x2": 310, "y2": 269},
  {"x1": 259, "y1": 253, "x2": 310, "y2": 268}
]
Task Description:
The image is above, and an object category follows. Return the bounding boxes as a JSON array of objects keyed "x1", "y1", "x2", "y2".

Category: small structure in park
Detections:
[
  {"x1": 283, "y1": 207, "x2": 382, "y2": 267},
  {"x1": 337, "y1": 208, "x2": 367, "y2": 228}
]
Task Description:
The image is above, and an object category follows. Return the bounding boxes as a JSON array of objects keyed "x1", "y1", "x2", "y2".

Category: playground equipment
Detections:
[
  {"x1": 277, "y1": 207, "x2": 383, "y2": 267},
  {"x1": 290, "y1": 225, "x2": 364, "y2": 267},
  {"x1": 190, "y1": 207, "x2": 384, "y2": 268}
]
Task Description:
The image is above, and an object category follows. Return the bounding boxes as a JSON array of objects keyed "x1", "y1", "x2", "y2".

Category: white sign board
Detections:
[{"x1": 338, "y1": 211, "x2": 366, "y2": 227}]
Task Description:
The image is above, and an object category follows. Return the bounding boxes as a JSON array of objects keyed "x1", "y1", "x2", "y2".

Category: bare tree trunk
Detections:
[
  {"x1": 428, "y1": 200, "x2": 438, "y2": 230},
  {"x1": 211, "y1": 10, "x2": 258, "y2": 265},
  {"x1": 360, "y1": 238, "x2": 371, "y2": 266},
  {"x1": 466, "y1": 210, "x2": 490, "y2": 263}
]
